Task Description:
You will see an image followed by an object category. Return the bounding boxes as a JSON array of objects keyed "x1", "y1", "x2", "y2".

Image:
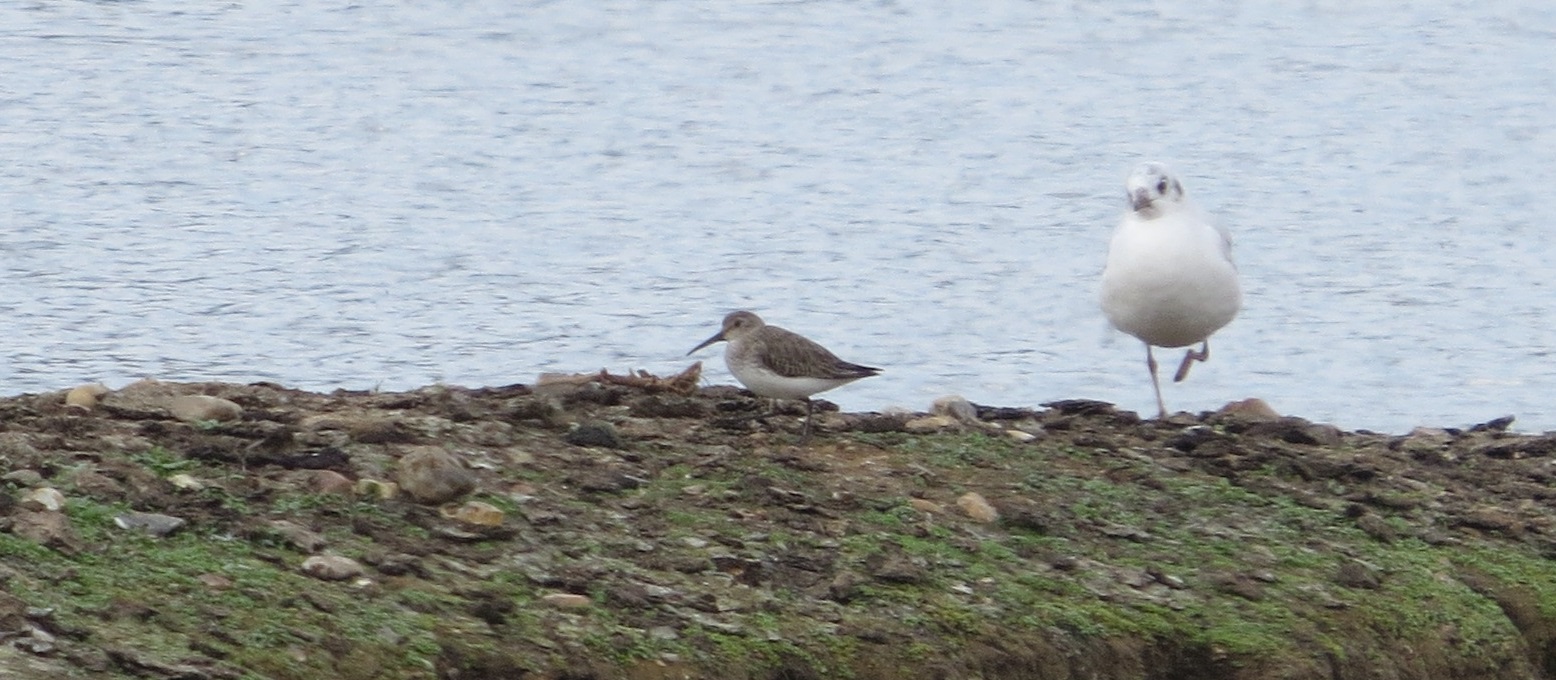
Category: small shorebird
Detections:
[
  {"x1": 1099, "y1": 162, "x2": 1242, "y2": 419},
  {"x1": 687, "y1": 310, "x2": 881, "y2": 443}
]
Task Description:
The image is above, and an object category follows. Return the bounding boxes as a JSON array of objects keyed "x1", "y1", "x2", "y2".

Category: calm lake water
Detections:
[{"x1": 2, "y1": 1, "x2": 1554, "y2": 434}]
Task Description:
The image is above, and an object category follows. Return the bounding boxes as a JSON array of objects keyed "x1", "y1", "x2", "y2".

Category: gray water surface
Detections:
[{"x1": 2, "y1": 1, "x2": 1554, "y2": 433}]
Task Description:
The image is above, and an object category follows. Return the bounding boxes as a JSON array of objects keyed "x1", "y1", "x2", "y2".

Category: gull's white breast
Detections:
[{"x1": 1100, "y1": 210, "x2": 1241, "y2": 348}]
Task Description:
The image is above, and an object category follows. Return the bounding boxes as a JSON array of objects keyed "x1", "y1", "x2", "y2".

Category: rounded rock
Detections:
[
  {"x1": 114, "y1": 511, "x2": 187, "y2": 537},
  {"x1": 167, "y1": 474, "x2": 206, "y2": 491},
  {"x1": 353, "y1": 478, "x2": 399, "y2": 500},
  {"x1": 65, "y1": 383, "x2": 111, "y2": 411},
  {"x1": 20, "y1": 487, "x2": 66, "y2": 512},
  {"x1": 564, "y1": 421, "x2": 624, "y2": 449},
  {"x1": 169, "y1": 395, "x2": 244, "y2": 423},
  {"x1": 1216, "y1": 397, "x2": 1281, "y2": 420},
  {"x1": 540, "y1": 593, "x2": 591, "y2": 608},
  {"x1": 1006, "y1": 429, "x2": 1039, "y2": 443},
  {"x1": 931, "y1": 395, "x2": 979, "y2": 423},
  {"x1": 904, "y1": 415, "x2": 957, "y2": 434},
  {"x1": 310, "y1": 470, "x2": 354, "y2": 496},
  {"x1": 956, "y1": 492, "x2": 1000, "y2": 523},
  {"x1": 395, "y1": 448, "x2": 477, "y2": 504},
  {"x1": 441, "y1": 500, "x2": 505, "y2": 527},
  {"x1": 2, "y1": 470, "x2": 44, "y2": 487},
  {"x1": 300, "y1": 555, "x2": 366, "y2": 581}
]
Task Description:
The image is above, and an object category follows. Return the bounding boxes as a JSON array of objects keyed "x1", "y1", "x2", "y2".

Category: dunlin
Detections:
[
  {"x1": 1099, "y1": 162, "x2": 1242, "y2": 419},
  {"x1": 687, "y1": 310, "x2": 881, "y2": 443}
]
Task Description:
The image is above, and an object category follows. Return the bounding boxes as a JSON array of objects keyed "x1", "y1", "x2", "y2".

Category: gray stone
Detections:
[
  {"x1": 114, "y1": 511, "x2": 187, "y2": 537},
  {"x1": 19, "y1": 488, "x2": 65, "y2": 512},
  {"x1": 265, "y1": 519, "x2": 327, "y2": 553},
  {"x1": 300, "y1": 555, "x2": 365, "y2": 581},
  {"x1": 931, "y1": 395, "x2": 979, "y2": 423},
  {"x1": 1, "y1": 470, "x2": 43, "y2": 487},
  {"x1": 12, "y1": 510, "x2": 81, "y2": 553},
  {"x1": 1335, "y1": 560, "x2": 1381, "y2": 589},
  {"x1": 395, "y1": 447, "x2": 477, "y2": 504},
  {"x1": 564, "y1": 421, "x2": 624, "y2": 449}
]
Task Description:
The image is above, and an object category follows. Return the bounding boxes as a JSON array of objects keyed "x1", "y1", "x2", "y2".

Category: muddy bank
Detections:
[{"x1": 0, "y1": 377, "x2": 1553, "y2": 679}]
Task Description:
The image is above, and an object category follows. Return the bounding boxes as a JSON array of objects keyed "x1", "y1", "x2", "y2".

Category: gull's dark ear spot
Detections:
[{"x1": 1171, "y1": 178, "x2": 1183, "y2": 196}]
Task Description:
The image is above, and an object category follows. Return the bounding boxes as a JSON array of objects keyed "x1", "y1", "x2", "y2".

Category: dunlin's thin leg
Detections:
[
  {"x1": 1146, "y1": 345, "x2": 1168, "y2": 420},
  {"x1": 1173, "y1": 341, "x2": 1210, "y2": 383},
  {"x1": 798, "y1": 398, "x2": 815, "y2": 445}
]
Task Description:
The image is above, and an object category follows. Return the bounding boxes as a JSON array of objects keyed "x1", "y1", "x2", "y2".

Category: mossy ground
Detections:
[{"x1": 0, "y1": 381, "x2": 1553, "y2": 679}]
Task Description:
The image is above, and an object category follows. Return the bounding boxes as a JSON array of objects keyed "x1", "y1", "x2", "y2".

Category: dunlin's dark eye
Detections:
[{"x1": 1156, "y1": 179, "x2": 1168, "y2": 194}]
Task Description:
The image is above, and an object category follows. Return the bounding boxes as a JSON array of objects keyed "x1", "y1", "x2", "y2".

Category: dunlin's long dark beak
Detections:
[{"x1": 687, "y1": 331, "x2": 726, "y2": 356}]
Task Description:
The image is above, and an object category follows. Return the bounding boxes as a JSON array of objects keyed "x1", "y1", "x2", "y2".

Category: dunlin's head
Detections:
[
  {"x1": 687, "y1": 310, "x2": 764, "y2": 355},
  {"x1": 1125, "y1": 162, "x2": 1185, "y2": 217}
]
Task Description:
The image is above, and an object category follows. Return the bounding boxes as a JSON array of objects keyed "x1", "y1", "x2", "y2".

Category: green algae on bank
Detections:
[{"x1": 0, "y1": 380, "x2": 1552, "y2": 679}]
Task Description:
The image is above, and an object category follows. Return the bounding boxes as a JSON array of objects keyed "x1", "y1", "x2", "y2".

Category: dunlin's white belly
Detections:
[{"x1": 727, "y1": 356, "x2": 858, "y2": 400}]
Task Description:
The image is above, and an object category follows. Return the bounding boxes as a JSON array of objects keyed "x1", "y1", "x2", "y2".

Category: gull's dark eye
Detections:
[{"x1": 1156, "y1": 178, "x2": 1168, "y2": 194}]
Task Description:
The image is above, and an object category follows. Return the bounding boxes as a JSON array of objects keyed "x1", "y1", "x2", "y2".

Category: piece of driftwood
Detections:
[{"x1": 536, "y1": 362, "x2": 703, "y2": 395}]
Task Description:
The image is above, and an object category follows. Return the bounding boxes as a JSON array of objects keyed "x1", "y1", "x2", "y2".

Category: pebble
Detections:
[
  {"x1": 540, "y1": 593, "x2": 592, "y2": 608},
  {"x1": 1460, "y1": 508, "x2": 1523, "y2": 534},
  {"x1": 20, "y1": 487, "x2": 66, "y2": 512},
  {"x1": 197, "y1": 573, "x2": 233, "y2": 590},
  {"x1": 64, "y1": 383, "x2": 111, "y2": 411},
  {"x1": 354, "y1": 479, "x2": 399, "y2": 500},
  {"x1": 345, "y1": 417, "x2": 416, "y2": 444},
  {"x1": 309, "y1": 470, "x2": 354, "y2": 495},
  {"x1": 15, "y1": 638, "x2": 54, "y2": 655},
  {"x1": 1335, "y1": 560, "x2": 1381, "y2": 590},
  {"x1": 931, "y1": 395, "x2": 979, "y2": 423},
  {"x1": 1005, "y1": 429, "x2": 1039, "y2": 443},
  {"x1": 0, "y1": 434, "x2": 40, "y2": 459},
  {"x1": 114, "y1": 511, "x2": 188, "y2": 537},
  {"x1": 395, "y1": 447, "x2": 477, "y2": 504},
  {"x1": 70, "y1": 469, "x2": 124, "y2": 497},
  {"x1": 956, "y1": 492, "x2": 999, "y2": 523},
  {"x1": 167, "y1": 473, "x2": 205, "y2": 491},
  {"x1": 564, "y1": 421, "x2": 625, "y2": 449},
  {"x1": 168, "y1": 394, "x2": 244, "y2": 423},
  {"x1": 300, "y1": 555, "x2": 366, "y2": 581},
  {"x1": 1216, "y1": 398, "x2": 1280, "y2": 420},
  {"x1": 1400, "y1": 427, "x2": 1453, "y2": 455},
  {"x1": 12, "y1": 510, "x2": 80, "y2": 552},
  {"x1": 903, "y1": 415, "x2": 957, "y2": 434},
  {"x1": 1299, "y1": 423, "x2": 1345, "y2": 447},
  {"x1": 1212, "y1": 573, "x2": 1266, "y2": 601},
  {"x1": 2, "y1": 470, "x2": 44, "y2": 487},
  {"x1": 441, "y1": 501, "x2": 505, "y2": 527},
  {"x1": 267, "y1": 520, "x2": 328, "y2": 553}
]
